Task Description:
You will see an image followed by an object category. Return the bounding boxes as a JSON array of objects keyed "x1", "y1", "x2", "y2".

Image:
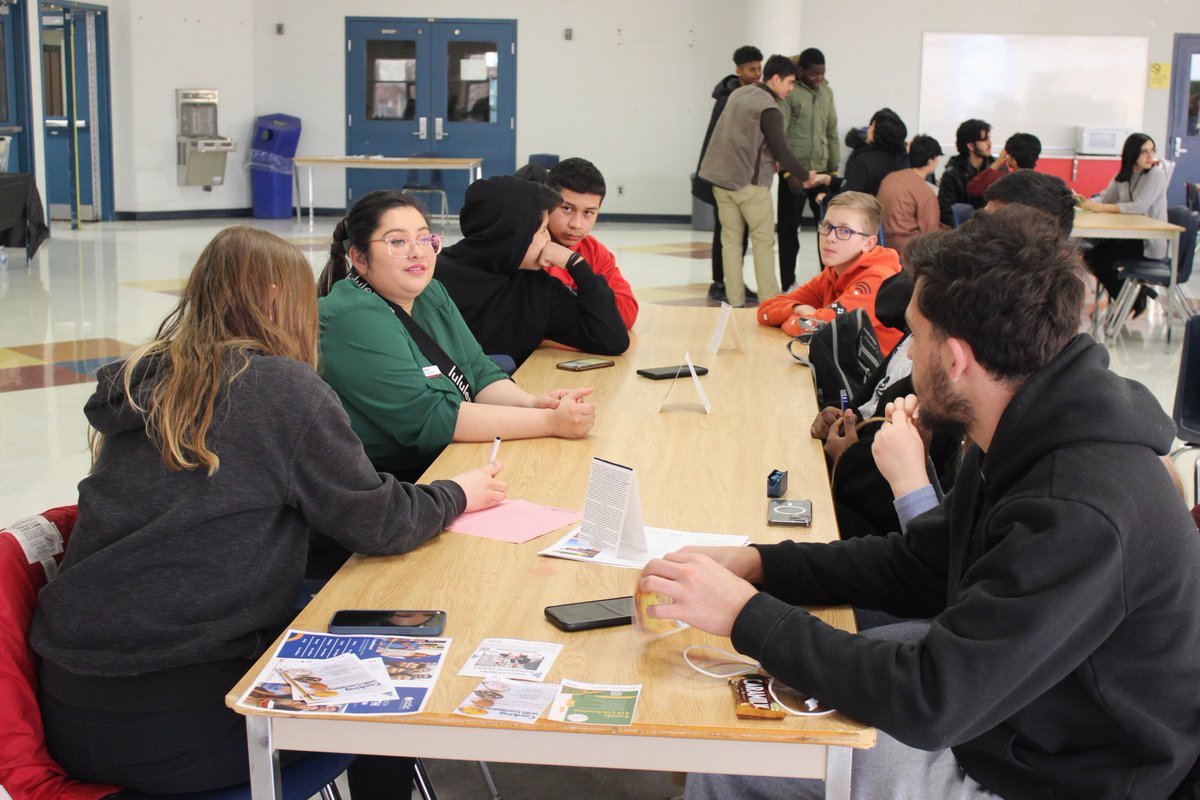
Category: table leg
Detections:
[
  {"x1": 824, "y1": 746, "x2": 852, "y2": 800},
  {"x1": 246, "y1": 715, "x2": 283, "y2": 800},
  {"x1": 1167, "y1": 230, "x2": 1181, "y2": 350},
  {"x1": 308, "y1": 166, "x2": 315, "y2": 232},
  {"x1": 293, "y1": 169, "x2": 301, "y2": 224}
]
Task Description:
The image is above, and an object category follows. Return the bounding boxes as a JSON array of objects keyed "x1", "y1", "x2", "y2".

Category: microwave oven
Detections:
[{"x1": 1076, "y1": 127, "x2": 1131, "y2": 156}]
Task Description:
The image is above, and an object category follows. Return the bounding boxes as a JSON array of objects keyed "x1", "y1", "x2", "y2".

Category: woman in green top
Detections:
[{"x1": 318, "y1": 190, "x2": 596, "y2": 481}]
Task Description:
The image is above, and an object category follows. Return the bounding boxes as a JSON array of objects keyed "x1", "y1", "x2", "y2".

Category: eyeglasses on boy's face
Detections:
[
  {"x1": 817, "y1": 221, "x2": 871, "y2": 241},
  {"x1": 370, "y1": 234, "x2": 443, "y2": 258}
]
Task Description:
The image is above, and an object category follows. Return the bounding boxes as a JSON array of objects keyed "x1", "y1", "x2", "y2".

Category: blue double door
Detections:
[
  {"x1": 345, "y1": 18, "x2": 516, "y2": 213},
  {"x1": 40, "y1": 2, "x2": 113, "y2": 223}
]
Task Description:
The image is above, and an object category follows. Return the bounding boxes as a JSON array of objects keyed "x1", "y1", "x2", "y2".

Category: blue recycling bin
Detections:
[{"x1": 250, "y1": 114, "x2": 302, "y2": 219}]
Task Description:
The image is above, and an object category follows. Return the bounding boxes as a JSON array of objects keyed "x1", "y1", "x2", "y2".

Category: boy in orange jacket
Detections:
[{"x1": 757, "y1": 191, "x2": 903, "y2": 354}]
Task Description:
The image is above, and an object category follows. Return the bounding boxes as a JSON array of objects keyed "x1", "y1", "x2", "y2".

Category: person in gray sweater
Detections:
[
  {"x1": 1081, "y1": 132, "x2": 1169, "y2": 317},
  {"x1": 30, "y1": 225, "x2": 506, "y2": 796}
]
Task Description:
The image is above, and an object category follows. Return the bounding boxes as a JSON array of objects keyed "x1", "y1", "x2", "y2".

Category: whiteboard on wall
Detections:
[{"x1": 918, "y1": 33, "x2": 1148, "y2": 154}]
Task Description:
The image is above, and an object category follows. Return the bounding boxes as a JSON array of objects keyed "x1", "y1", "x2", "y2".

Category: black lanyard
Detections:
[{"x1": 347, "y1": 270, "x2": 474, "y2": 403}]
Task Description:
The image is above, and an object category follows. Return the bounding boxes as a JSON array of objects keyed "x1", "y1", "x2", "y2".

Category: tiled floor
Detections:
[{"x1": 0, "y1": 214, "x2": 1192, "y2": 799}]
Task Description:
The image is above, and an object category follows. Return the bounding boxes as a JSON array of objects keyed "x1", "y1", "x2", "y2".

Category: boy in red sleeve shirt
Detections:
[
  {"x1": 543, "y1": 158, "x2": 638, "y2": 328},
  {"x1": 757, "y1": 191, "x2": 902, "y2": 354}
]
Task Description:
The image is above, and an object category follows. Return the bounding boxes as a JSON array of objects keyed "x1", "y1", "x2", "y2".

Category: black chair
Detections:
[
  {"x1": 1172, "y1": 315, "x2": 1200, "y2": 502},
  {"x1": 950, "y1": 203, "x2": 974, "y2": 227},
  {"x1": 403, "y1": 154, "x2": 449, "y2": 235},
  {"x1": 1106, "y1": 206, "x2": 1200, "y2": 340},
  {"x1": 1186, "y1": 181, "x2": 1200, "y2": 213}
]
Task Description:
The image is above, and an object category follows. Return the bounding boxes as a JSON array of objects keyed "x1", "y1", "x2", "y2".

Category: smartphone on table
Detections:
[
  {"x1": 328, "y1": 609, "x2": 447, "y2": 636},
  {"x1": 636, "y1": 365, "x2": 709, "y2": 380},
  {"x1": 544, "y1": 596, "x2": 633, "y2": 632},
  {"x1": 557, "y1": 357, "x2": 615, "y2": 372}
]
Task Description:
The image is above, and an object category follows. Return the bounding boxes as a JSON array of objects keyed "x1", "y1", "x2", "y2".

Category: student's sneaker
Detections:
[{"x1": 745, "y1": 287, "x2": 759, "y2": 303}]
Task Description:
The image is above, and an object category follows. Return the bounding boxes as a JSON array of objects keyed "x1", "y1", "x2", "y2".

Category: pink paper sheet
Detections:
[{"x1": 447, "y1": 499, "x2": 582, "y2": 544}]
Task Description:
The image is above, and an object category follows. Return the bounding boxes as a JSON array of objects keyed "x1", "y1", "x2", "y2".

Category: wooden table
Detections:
[
  {"x1": 229, "y1": 305, "x2": 873, "y2": 800},
  {"x1": 1070, "y1": 210, "x2": 1184, "y2": 341},
  {"x1": 291, "y1": 155, "x2": 484, "y2": 230}
]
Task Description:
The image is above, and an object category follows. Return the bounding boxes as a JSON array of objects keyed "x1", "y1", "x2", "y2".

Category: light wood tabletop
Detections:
[
  {"x1": 1071, "y1": 210, "x2": 1183, "y2": 238},
  {"x1": 229, "y1": 304, "x2": 873, "y2": 799}
]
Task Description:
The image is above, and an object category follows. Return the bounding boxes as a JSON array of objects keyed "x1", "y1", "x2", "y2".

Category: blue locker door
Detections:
[
  {"x1": 345, "y1": 18, "x2": 432, "y2": 206},
  {"x1": 345, "y1": 18, "x2": 516, "y2": 213},
  {"x1": 41, "y1": 8, "x2": 93, "y2": 220}
]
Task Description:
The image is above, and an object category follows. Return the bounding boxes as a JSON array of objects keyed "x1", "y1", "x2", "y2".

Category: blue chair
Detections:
[
  {"x1": 118, "y1": 753, "x2": 356, "y2": 800},
  {"x1": 527, "y1": 153, "x2": 559, "y2": 170},
  {"x1": 403, "y1": 154, "x2": 449, "y2": 235},
  {"x1": 950, "y1": 203, "x2": 974, "y2": 227},
  {"x1": 876, "y1": 224, "x2": 886, "y2": 248},
  {"x1": 1106, "y1": 206, "x2": 1200, "y2": 340}
]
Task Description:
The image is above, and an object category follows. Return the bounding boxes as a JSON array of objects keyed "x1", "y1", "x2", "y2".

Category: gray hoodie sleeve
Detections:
[{"x1": 287, "y1": 384, "x2": 467, "y2": 556}]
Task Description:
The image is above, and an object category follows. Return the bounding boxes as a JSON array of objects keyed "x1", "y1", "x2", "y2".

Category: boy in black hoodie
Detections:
[{"x1": 437, "y1": 176, "x2": 629, "y2": 367}]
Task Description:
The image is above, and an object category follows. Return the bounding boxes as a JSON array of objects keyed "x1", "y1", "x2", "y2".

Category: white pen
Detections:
[{"x1": 488, "y1": 436, "x2": 501, "y2": 464}]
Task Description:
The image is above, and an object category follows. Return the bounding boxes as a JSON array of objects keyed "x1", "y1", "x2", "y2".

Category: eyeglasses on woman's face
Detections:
[{"x1": 370, "y1": 234, "x2": 443, "y2": 259}]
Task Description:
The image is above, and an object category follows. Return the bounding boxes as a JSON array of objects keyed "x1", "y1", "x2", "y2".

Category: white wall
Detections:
[
  {"x1": 81, "y1": 0, "x2": 1200, "y2": 215},
  {"x1": 800, "y1": 0, "x2": 1200, "y2": 172},
  {"x1": 106, "y1": 0, "x2": 258, "y2": 213}
]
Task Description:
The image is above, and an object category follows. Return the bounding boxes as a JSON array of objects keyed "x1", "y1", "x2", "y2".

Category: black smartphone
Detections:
[
  {"x1": 544, "y1": 596, "x2": 633, "y2": 632},
  {"x1": 328, "y1": 609, "x2": 447, "y2": 636},
  {"x1": 556, "y1": 357, "x2": 615, "y2": 371},
  {"x1": 636, "y1": 365, "x2": 709, "y2": 380}
]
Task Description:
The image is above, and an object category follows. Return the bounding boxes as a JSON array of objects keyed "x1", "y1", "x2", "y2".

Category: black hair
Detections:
[
  {"x1": 984, "y1": 170, "x2": 1075, "y2": 239},
  {"x1": 763, "y1": 54, "x2": 797, "y2": 81},
  {"x1": 907, "y1": 205, "x2": 1083, "y2": 384},
  {"x1": 535, "y1": 182, "x2": 562, "y2": 216},
  {"x1": 1116, "y1": 133, "x2": 1154, "y2": 183},
  {"x1": 955, "y1": 119, "x2": 991, "y2": 159},
  {"x1": 908, "y1": 134, "x2": 943, "y2": 170},
  {"x1": 733, "y1": 45, "x2": 763, "y2": 66},
  {"x1": 318, "y1": 190, "x2": 429, "y2": 296},
  {"x1": 1004, "y1": 133, "x2": 1042, "y2": 169},
  {"x1": 546, "y1": 157, "x2": 607, "y2": 199},
  {"x1": 798, "y1": 48, "x2": 825, "y2": 69},
  {"x1": 870, "y1": 108, "x2": 907, "y2": 158}
]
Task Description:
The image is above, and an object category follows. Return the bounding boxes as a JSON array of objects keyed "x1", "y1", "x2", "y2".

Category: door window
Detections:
[
  {"x1": 366, "y1": 39, "x2": 416, "y2": 120},
  {"x1": 446, "y1": 41, "x2": 497, "y2": 123},
  {"x1": 1188, "y1": 54, "x2": 1200, "y2": 137}
]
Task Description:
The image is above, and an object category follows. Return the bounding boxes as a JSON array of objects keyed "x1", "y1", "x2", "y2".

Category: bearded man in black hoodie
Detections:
[
  {"x1": 643, "y1": 206, "x2": 1200, "y2": 800},
  {"x1": 437, "y1": 176, "x2": 629, "y2": 367}
]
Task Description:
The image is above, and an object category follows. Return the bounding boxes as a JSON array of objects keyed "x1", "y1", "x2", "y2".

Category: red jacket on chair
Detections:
[{"x1": 0, "y1": 505, "x2": 119, "y2": 800}]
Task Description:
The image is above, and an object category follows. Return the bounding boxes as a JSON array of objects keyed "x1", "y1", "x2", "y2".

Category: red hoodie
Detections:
[
  {"x1": 544, "y1": 236, "x2": 638, "y2": 329},
  {"x1": 756, "y1": 246, "x2": 903, "y2": 354}
]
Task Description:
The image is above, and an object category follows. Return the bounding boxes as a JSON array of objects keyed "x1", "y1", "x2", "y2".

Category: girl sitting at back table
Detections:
[
  {"x1": 319, "y1": 190, "x2": 595, "y2": 483},
  {"x1": 1080, "y1": 132, "x2": 1168, "y2": 318}
]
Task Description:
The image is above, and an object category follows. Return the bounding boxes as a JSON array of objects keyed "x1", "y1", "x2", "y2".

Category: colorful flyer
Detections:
[
  {"x1": 547, "y1": 679, "x2": 641, "y2": 726},
  {"x1": 453, "y1": 677, "x2": 559, "y2": 724},
  {"x1": 458, "y1": 638, "x2": 562, "y2": 682},
  {"x1": 237, "y1": 630, "x2": 452, "y2": 716}
]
